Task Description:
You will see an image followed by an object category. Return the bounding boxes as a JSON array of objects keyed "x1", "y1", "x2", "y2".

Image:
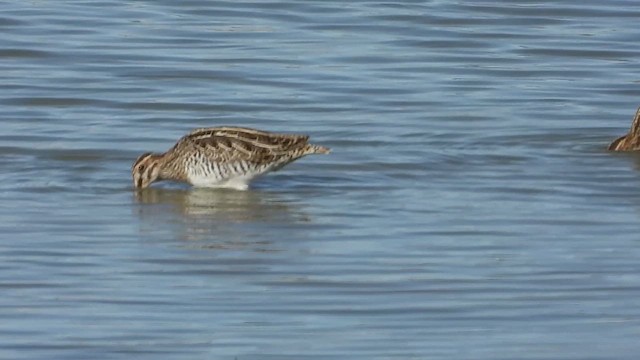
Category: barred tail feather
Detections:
[{"x1": 305, "y1": 144, "x2": 331, "y2": 155}]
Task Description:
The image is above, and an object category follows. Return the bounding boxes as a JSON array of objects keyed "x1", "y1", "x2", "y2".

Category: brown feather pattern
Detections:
[
  {"x1": 609, "y1": 107, "x2": 640, "y2": 151},
  {"x1": 131, "y1": 126, "x2": 330, "y2": 189}
]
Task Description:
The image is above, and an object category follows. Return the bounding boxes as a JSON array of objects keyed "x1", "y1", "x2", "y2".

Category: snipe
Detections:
[
  {"x1": 609, "y1": 107, "x2": 640, "y2": 151},
  {"x1": 132, "y1": 127, "x2": 330, "y2": 190}
]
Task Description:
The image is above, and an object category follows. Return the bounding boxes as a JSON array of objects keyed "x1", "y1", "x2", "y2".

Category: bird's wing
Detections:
[{"x1": 182, "y1": 127, "x2": 310, "y2": 164}]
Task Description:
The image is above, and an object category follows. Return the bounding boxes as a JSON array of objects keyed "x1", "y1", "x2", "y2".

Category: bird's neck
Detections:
[{"x1": 156, "y1": 152, "x2": 187, "y2": 182}]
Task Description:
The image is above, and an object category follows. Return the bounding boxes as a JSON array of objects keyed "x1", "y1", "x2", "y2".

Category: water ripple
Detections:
[{"x1": 2, "y1": 1, "x2": 640, "y2": 359}]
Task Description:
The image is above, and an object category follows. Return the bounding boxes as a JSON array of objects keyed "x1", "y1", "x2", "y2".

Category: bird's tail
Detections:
[{"x1": 305, "y1": 144, "x2": 331, "y2": 155}]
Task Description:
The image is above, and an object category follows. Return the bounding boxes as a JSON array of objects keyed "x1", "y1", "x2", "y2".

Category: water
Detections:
[{"x1": 2, "y1": 1, "x2": 640, "y2": 359}]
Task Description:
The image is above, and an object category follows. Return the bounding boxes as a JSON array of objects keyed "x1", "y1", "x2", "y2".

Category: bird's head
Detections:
[{"x1": 132, "y1": 152, "x2": 162, "y2": 189}]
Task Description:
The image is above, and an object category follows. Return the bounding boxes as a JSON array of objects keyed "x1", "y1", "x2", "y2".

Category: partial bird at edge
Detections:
[{"x1": 609, "y1": 106, "x2": 640, "y2": 151}]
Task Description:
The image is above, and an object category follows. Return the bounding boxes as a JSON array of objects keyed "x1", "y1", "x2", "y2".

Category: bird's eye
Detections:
[{"x1": 139, "y1": 165, "x2": 145, "y2": 171}]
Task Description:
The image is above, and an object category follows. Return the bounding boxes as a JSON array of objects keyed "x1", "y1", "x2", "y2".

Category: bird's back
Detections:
[{"x1": 165, "y1": 127, "x2": 329, "y2": 189}]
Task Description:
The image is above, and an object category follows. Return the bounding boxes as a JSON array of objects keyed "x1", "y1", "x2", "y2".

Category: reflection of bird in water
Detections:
[
  {"x1": 134, "y1": 188, "x2": 310, "y2": 247},
  {"x1": 131, "y1": 127, "x2": 330, "y2": 190},
  {"x1": 136, "y1": 187, "x2": 303, "y2": 221},
  {"x1": 609, "y1": 107, "x2": 640, "y2": 151}
]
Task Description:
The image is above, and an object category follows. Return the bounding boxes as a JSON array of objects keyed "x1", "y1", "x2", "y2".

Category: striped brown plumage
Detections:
[
  {"x1": 609, "y1": 107, "x2": 640, "y2": 151},
  {"x1": 132, "y1": 127, "x2": 330, "y2": 190}
]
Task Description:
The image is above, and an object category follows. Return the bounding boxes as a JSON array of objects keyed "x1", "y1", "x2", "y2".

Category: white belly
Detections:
[
  {"x1": 188, "y1": 173, "x2": 254, "y2": 190},
  {"x1": 186, "y1": 162, "x2": 269, "y2": 190}
]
